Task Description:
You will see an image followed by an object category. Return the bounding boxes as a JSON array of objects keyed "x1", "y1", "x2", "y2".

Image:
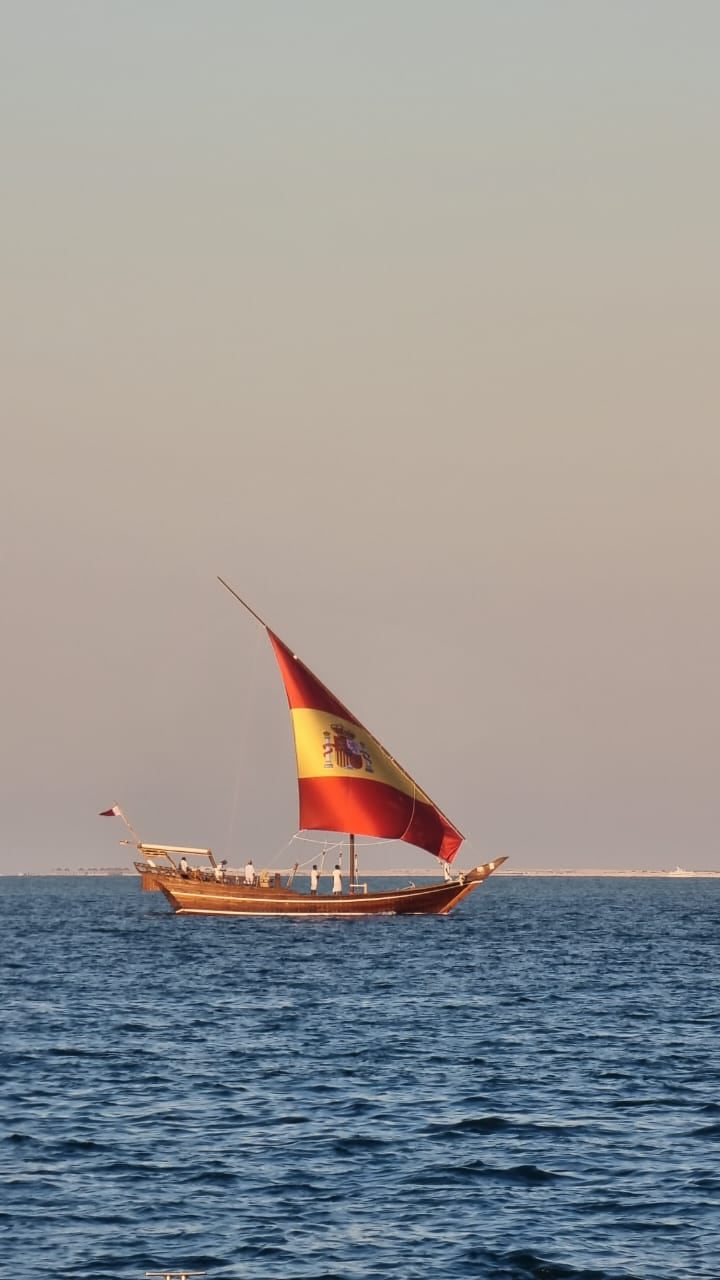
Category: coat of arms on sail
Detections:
[{"x1": 323, "y1": 723, "x2": 375, "y2": 773}]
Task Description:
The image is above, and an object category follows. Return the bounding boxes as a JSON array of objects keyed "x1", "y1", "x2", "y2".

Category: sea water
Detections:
[{"x1": 0, "y1": 875, "x2": 718, "y2": 1280}]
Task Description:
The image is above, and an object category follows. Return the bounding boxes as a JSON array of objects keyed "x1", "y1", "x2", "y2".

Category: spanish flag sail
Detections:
[{"x1": 267, "y1": 630, "x2": 464, "y2": 863}]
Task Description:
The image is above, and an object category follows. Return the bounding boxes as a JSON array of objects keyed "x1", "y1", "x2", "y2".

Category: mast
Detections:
[{"x1": 349, "y1": 832, "x2": 357, "y2": 894}]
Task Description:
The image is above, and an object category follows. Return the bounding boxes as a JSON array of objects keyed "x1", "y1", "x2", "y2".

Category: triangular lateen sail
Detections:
[{"x1": 267, "y1": 631, "x2": 464, "y2": 863}]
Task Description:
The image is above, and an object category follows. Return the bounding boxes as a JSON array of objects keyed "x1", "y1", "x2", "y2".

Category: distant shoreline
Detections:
[
  {"x1": 498, "y1": 869, "x2": 720, "y2": 878},
  {"x1": 5, "y1": 867, "x2": 720, "y2": 879}
]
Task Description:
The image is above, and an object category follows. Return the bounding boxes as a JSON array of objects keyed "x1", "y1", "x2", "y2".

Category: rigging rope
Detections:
[{"x1": 221, "y1": 626, "x2": 267, "y2": 861}]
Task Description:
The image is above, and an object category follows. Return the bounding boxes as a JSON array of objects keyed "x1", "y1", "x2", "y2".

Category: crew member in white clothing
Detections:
[
  {"x1": 244, "y1": 860, "x2": 255, "y2": 886},
  {"x1": 332, "y1": 864, "x2": 342, "y2": 895},
  {"x1": 310, "y1": 865, "x2": 320, "y2": 894}
]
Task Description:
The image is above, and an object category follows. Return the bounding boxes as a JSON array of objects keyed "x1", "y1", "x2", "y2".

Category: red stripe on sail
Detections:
[
  {"x1": 268, "y1": 632, "x2": 354, "y2": 719},
  {"x1": 298, "y1": 776, "x2": 463, "y2": 863}
]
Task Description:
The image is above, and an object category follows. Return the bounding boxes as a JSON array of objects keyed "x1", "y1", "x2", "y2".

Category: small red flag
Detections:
[{"x1": 99, "y1": 805, "x2": 122, "y2": 817}]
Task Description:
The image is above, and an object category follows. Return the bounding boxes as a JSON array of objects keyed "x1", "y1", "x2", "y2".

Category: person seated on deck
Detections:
[
  {"x1": 179, "y1": 855, "x2": 190, "y2": 878},
  {"x1": 310, "y1": 865, "x2": 320, "y2": 895},
  {"x1": 244, "y1": 860, "x2": 256, "y2": 886},
  {"x1": 213, "y1": 860, "x2": 227, "y2": 882},
  {"x1": 332, "y1": 864, "x2": 342, "y2": 896}
]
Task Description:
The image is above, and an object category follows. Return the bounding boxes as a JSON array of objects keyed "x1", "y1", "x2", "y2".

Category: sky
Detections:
[{"x1": 1, "y1": 2, "x2": 718, "y2": 875}]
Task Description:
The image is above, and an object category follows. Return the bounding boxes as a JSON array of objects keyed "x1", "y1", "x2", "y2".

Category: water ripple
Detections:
[{"x1": 1, "y1": 875, "x2": 718, "y2": 1278}]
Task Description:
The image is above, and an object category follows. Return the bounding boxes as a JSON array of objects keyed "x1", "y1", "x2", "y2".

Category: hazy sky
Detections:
[{"x1": 2, "y1": 2, "x2": 718, "y2": 874}]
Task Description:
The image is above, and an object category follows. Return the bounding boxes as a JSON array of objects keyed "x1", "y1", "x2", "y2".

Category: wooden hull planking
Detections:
[{"x1": 135, "y1": 859, "x2": 506, "y2": 917}]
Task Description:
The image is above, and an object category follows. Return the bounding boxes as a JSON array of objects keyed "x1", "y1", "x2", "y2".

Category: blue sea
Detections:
[{"x1": 1, "y1": 875, "x2": 718, "y2": 1280}]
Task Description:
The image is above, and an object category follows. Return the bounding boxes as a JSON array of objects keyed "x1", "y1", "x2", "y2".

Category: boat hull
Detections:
[{"x1": 137, "y1": 859, "x2": 506, "y2": 917}]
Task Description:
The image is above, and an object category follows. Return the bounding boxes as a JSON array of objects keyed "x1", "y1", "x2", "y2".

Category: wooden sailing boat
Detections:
[{"x1": 102, "y1": 579, "x2": 506, "y2": 916}]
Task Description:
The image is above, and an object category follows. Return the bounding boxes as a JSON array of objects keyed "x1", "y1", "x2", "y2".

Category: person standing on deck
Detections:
[
  {"x1": 179, "y1": 855, "x2": 189, "y2": 877},
  {"x1": 244, "y1": 860, "x2": 255, "y2": 886},
  {"x1": 310, "y1": 865, "x2": 320, "y2": 894},
  {"x1": 332, "y1": 864, "x2": 342, "y2": 895}
]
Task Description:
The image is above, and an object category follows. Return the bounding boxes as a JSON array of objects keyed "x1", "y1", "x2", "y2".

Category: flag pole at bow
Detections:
[{"x1": 98, "y1": 804, "x2": 140, "y2": 843}]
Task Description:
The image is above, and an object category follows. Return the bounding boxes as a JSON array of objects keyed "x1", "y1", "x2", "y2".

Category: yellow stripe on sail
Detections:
[{"x1": 291, "y1": 707, "x2": 431, "y2": 803}]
